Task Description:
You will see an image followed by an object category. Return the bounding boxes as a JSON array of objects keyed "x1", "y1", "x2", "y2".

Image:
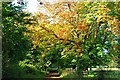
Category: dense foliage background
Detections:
[{"x1": 2, "y1": 1, "x2": 120, "y2": 79}]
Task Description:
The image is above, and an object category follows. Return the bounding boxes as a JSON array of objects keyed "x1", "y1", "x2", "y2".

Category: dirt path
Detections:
[
  {"x1": 44, "y1": 72, "x2": 61, "y2": 80},
  {"x1": 44, "y1": 77, "x2": 61, "y2": 80}
]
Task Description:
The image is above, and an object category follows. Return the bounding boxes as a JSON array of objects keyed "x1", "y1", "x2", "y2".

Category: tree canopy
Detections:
[{"x1": 2, "y1": 1, "x2": 120, "y2": 79}]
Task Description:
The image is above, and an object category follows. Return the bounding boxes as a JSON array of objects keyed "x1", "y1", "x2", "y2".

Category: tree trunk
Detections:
[{"x1": 76, "y1": 65, "x2": 83, "y2": 80}]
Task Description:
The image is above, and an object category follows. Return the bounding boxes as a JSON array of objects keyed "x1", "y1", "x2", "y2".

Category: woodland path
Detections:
[{"x1": 44, "y1": 72, "x2": 61, "y2": 80}]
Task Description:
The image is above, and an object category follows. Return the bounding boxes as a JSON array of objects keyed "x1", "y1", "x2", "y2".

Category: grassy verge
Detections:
[{"x1": 60, "y1": 68, "x2": 120, "y2": 79}]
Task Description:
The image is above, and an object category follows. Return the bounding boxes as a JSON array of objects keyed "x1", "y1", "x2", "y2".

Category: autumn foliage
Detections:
[{"x1": 2, "y1": 2, "x2": 120, "y2": 78}]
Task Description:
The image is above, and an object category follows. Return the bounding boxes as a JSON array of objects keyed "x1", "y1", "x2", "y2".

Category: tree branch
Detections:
[{"x1": 39, "y1": 26, "x2": 76, "y2": 43}]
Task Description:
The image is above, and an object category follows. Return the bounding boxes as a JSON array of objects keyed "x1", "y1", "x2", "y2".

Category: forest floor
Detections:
[
  {"x1": 44, "y1": 72, "x2": 61, "y2": 80},
  {"x1": 43, "y1": 68, "x2": 120, "y2": 80}
]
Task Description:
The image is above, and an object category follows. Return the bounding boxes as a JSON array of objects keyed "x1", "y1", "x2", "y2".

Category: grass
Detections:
[{"x1": 60, "y1": 68, "x2": 120, "y2": 80}]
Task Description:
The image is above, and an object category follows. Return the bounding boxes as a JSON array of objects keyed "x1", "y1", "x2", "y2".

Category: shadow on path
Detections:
[{"x1": 44, "y1": 72, "x2": 61, "y2": 80}]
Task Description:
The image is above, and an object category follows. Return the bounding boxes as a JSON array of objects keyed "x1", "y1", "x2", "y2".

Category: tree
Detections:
[
  {"x1": 15, "y1": 1, "x2": 120, "y2": 79},
  {"x1": 2, "y1": 2, "x2": 34, "y2": 78}
]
